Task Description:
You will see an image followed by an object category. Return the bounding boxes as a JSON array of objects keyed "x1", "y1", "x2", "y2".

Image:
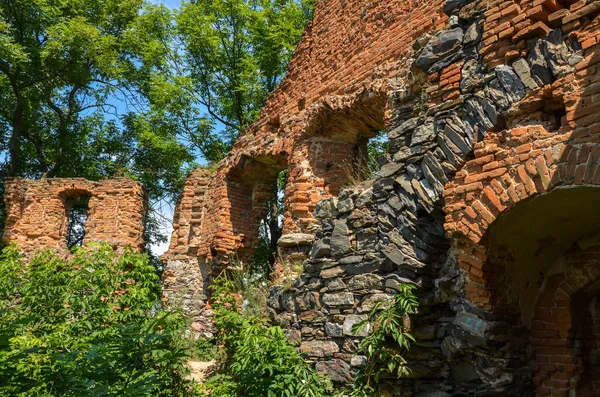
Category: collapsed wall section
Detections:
[{"x1": 2, "y1": 177, "x2": 147, "y2": 254}]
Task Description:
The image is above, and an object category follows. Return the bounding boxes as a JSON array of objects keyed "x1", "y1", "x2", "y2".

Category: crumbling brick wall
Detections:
[
  {"x1": 163, "y1": 0, "x2": 449, "y2": 269},
  {"x1": 165, "y1": 0, "x2": 600, "y2": 395},
  {"x1": 2, "y1": 178, "x2": 147, "y2": 255}
]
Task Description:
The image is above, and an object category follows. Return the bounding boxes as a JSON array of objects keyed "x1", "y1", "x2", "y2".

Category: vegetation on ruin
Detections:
[
  {"x1": 199, "y1": 274, "x2": 333, "y2": 397},
  {"x1": 348, "y1": 284, "x2": 419, "y2": 396},
  {"x1": 0, "y1": 240, "x2": 419, "y2": 396},
  {"x1": 190, "y1": 265, "x2": 419, "y2": 397},
  {"x1": 342, "y1": 133, "x2": 389, "y2": 188},
  {"x1": 0, "y1": 244, "x2": 197, "y2": 396}
]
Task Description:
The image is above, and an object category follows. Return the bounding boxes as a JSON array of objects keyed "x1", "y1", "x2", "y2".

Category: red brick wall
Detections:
[
  {"x1": 2, "y1": 178, "x2": 146, "y2": 254},
  {"x1": 443, "y1": 5, "x2": 600, "y2": 309},
  {"x1": 166, "y1": 0, "x2": 450, "y2": 266},
  {"x1": 530, "y1": 246, "x2": 600, "y2": 396},
  {"x1": 166, "y1": 168, "x2": 213, "y2": 256}
]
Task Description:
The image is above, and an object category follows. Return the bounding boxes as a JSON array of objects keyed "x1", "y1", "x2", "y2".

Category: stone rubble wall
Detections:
[{"x1": 2, "y1": 177, "x2": 147, "y2": 255}]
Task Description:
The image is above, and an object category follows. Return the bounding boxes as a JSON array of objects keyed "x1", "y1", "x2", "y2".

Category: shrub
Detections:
[
  {"x1": 201, "y1": 275, "x2": 332, "y2": 397},
  {"x1": 348, "y1": 284, "x2": 419, "y2": 396},
  {"x1": 190, "y1": 336, "x2": 221, "y2": 362},
  {"x1": 341, "y1": 132, "x2": 388, "y2": 188},
  {"x1": 0, "y1": 244, "x2": 196, "y2": 397}
]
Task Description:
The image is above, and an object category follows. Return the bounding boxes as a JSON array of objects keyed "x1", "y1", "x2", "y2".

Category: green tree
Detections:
[
  {"x1": 175, "y1": 0, "x2": 314, "y2": 162},
  {"x1": 0, "y1": 0, "x2": 193, "y2": 245},
  {"x1": 0, "y1": 244, "x2": 196, "y2": 396},
  {"x1": 0, "y1": 0, "x2": 192, "y2": 182}
]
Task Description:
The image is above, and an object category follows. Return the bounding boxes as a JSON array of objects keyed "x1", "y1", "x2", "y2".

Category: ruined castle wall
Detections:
[
  {"x1": 167, "y1": 168, "x2": 212, "y2": 256},
  {"x1": 2, "y1": 178, "x2": 147, "y2": 254},
  {"x1": 164, "y1": 0, "x2": 600, "y2": 394},
  {"x1": 164, "y1": 0, "x2": 451, "y2": 271},
  {"x1": 266, "y1": 0, "x2": 600, "y2": 395},
  {"x1": 254, "y1": 0, "x2": 449, "y2": 134}
]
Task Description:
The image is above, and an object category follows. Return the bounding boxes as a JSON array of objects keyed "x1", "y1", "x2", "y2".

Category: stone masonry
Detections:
[
  {"x1": 2, "y1": 178, "x2": 147, "y2": 255},
  {"x1": 164, "y1": 0, "x2": 600, "y2": 395}
]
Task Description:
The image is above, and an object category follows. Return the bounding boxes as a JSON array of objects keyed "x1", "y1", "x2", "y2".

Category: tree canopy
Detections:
[
  {"x1": 0, "y1": 0, "x2": 192, "y2": 191},
  {"x1": 175, "y1": 0, "x2": 313, "y2": 162}
]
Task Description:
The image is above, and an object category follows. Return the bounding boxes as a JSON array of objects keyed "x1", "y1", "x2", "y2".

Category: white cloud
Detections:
[{"x1": 150, "y1": 201, "x2": 175, "y2": 257}]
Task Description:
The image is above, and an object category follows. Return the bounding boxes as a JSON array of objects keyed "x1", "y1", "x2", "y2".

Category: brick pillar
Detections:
[
  {"x1": 167, "y1": 168, "x2": 212, "y2": 255},
  {"x1": 161, "y1": 168, "x2": 215, "y2": 338}
]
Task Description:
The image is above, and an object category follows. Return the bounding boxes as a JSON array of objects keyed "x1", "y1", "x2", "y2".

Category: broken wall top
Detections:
[
  {"x1": 2, "y1": 177, "x2": 147, "y2": 255},
  {"x1": 164, "y1": 0, "x2": 450, "y2": 265}
]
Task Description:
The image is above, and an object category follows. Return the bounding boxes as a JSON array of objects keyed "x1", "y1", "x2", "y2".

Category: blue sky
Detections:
[
  {"x1": 133, "y1": 0, "x2": 184, "y2": 255},
  {"x1": 149, "y1": 0, "x2": 180, "y2": 256},
  {"x1": 148, "y1": 0, "x2": 182, "y2": 10}
]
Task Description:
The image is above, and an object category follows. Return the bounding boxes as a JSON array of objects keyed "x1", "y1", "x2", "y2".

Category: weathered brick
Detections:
[{"x1": 3, "y1": 178, "x2": 147, "y2": 255}]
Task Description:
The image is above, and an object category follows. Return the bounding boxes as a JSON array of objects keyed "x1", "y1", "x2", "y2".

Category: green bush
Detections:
[
  {"x1": 201, "y1": 275, "x2": 332, "y2": 397},
  {"x1": 191, "y1": 337, "x2": 219, "y2": 362},
  {"x1": 348, "y1": 284, "x2": 418, "y2": 396},
  {"x1": 0, "y1": 244, "x2": 196, "y2": 397}
]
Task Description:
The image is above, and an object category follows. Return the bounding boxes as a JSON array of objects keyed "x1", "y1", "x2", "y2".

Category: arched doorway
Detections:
[{"x1": 480, "y1": 186, "x2": 600, "y2": 396}]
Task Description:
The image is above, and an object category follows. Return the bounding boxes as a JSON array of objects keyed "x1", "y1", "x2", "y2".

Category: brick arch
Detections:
[
  {"x1": 442, "y1": 115, "x2": 600, "y2": 312},
  {"x1": 198, "y1": 155, "x2": 287, "y2": 268},
  {"x1": 444, "y1": 144, "x2": 600, "y2": 312},
  {"x1": 282, "y1": 88, "x2": 389, "y2": 234},
  {"x1": 436, "y1": 24, "x2": 600, "y2": 323},
  {"x1": 439, "y1": 38, "x2": 600, "y2": 393},
  {"x1": 443, "y1": 124, "x2": 600, "y2": 245}
]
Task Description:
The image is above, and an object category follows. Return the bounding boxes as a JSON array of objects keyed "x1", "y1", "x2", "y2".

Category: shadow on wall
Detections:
[
  {"x1": 218, "y1": 156, "x2": 287, "y2": 265},
  {"x1": 453, "y1": 42, "x2": 600, "y2": 395}
]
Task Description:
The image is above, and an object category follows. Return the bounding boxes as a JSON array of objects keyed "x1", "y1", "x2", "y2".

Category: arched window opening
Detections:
[
  {"x1": 66, "y1": 195, "x2": 91, "y2": 250},
  {"x1": 253, "y1": 169, "x2": 287, "y2": 275}
]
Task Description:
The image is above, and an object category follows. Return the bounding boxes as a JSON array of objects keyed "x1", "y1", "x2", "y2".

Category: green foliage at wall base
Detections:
[
  {"x1": 0, "y1": 244, "x2": 196, "y2": 397},
  {"x1": 201, "y1": 275, "x2": 332, "y2": 397},
  {"x1": 348, "y1": 284, "x2": 419, "y2": 397}
]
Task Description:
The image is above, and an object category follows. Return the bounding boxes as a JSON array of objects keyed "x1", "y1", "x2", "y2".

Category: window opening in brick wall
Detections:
[
  {"x1": 66, "y1": 196, "x2": 91, "y2": 250},
  {"x1": 254, "y1": 169, "x2": 287, "y2": 274},
  {"x1": 343, "y1": 129, "x2": 387, "y2": 186},
  {"x1": 366, "y1": 130, "x2": 388, "y2": 174}
]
